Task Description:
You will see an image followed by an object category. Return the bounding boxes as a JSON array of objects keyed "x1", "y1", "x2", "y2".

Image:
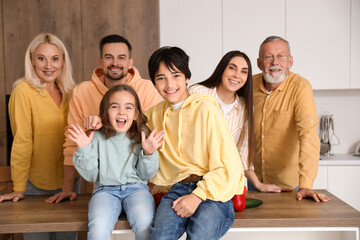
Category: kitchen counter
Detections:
[
  {"x1": 232, "y1": 190, "x2": 360, "y2": 228},
  {"x1": 319, "y1": 153, "x2": 360, "y2": 166},
  {"x1": 0, "y1": 191, "x2": 359, "y2": 234}
]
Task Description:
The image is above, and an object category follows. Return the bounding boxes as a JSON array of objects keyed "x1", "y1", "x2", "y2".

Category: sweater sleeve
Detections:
[
  {"x1": 294, "y1": 81, "x2": 320, "y2": 189},
  {"x1": 136, "y1": 150, "x2": 159, "y2": 181},
  {"x1": 8, "y1": 85, "x2": 33, "y2": 192},
  {"x1": 64, "y1": 88, "x2": 85, "y2": 166},
  {"x1": 237, "y1": 117, "x2": 250, "y2": 170},
  {"x1": 72, "y1": 139, "x2": 99, "y2": 183},
  {"x1": 192, "y1": 104, "x2": 245, "y2": 202}
]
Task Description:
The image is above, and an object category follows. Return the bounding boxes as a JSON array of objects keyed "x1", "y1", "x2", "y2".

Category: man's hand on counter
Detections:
[
  {"x1": 296, "y1": 188, "x2": 331, "y2": 202},
  {"x1": 45, "y1": 165, "x2": 78, "y2": 204}
]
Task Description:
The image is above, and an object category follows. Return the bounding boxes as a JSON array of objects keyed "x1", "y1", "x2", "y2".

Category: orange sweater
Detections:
[{"x1": 63, "y1": 67, "x2": 163, "y2": 165}]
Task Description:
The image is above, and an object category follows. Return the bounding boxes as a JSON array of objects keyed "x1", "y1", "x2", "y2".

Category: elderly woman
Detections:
[{"x1": 0, "y1": 33, "x2": 77, "y2": 240}]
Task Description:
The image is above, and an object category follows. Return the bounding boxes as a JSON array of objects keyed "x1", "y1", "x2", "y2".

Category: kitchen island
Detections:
[{"x1": 0, "y1": 190, "x2": 359, "y2": 239}]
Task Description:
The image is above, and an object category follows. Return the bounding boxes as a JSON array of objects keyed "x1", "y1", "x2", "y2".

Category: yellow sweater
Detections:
[
  {"x1": 146, "y1": 94, "x2": 244, "y2": 202},
  {"x1": 9, "y1": 80, "x2": 69, "y2": 191}
]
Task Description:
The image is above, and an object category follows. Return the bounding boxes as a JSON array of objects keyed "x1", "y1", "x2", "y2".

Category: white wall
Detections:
[{"x1": 314, "y1": 89, "x2": 360, "y2": 154}]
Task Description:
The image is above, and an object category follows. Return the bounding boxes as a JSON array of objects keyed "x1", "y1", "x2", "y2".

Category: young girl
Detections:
[
  {"x1": 189, "y1": 50, "x2": 286, "y2": 193},
  {"x1": 69, "y1": 85, "x2": 164, "y2": 240}
]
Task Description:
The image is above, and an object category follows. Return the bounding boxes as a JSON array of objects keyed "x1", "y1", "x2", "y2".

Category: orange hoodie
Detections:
[{"x1": 63, "y1": 67, "x2": 163, "y2": 165}]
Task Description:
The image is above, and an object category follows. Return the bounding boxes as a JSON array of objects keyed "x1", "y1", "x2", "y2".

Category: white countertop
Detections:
[{"x1": 319, "y1": 153, "x2": 360, "y2": 166}]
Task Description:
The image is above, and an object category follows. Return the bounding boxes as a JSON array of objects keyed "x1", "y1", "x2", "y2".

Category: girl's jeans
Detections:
[
  {"x1": 151, "y1": 182, "x2": 235, "y2": 240},
  {"x1": 88, "y1": 183, "x2": 154, "y2": 240}
]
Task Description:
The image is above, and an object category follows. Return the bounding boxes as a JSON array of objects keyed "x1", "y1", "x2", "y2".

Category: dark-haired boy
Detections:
[{"x1": 146, "y1": 46, "x2": 244, "y2": 240}]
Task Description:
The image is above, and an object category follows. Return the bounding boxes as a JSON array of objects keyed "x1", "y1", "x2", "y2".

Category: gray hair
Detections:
[{"x1": 259, "y1": 36, "x2": 291, "y2": 57}]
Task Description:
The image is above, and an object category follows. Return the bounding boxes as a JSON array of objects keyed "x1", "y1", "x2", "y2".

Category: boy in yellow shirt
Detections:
[{"x1": 146, "y1": 46, "x2": 244, "y2": 240}]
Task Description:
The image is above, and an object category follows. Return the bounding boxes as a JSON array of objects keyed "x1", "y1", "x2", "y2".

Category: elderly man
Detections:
[{"x1": 252, "y1": 36, "x2": 329, "y2": 202}]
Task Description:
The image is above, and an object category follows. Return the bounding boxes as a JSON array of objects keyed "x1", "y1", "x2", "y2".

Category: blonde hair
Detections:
[{"x1": 13, "y1": 33, "x2": 76, "y2": 99}]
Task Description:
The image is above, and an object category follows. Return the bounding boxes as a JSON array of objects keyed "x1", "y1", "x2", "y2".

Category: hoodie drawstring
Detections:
[
  {"x1": 160, "y1": 105, "x2": 183, "y2": 157},
  {"x1": 177, "y1": 108, "x2": 183, "y2": 157},
  {"x1": 160, "y1": 107, "x2": 170, "y2": 152}
]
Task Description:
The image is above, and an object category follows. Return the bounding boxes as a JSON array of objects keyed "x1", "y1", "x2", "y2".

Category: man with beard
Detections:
[
  {"x1": 46, "y1": 34, "x2": 163, "y2": 203},
  {"x1": 252, "y1": 36, "x2": 330, "y2": 202}
]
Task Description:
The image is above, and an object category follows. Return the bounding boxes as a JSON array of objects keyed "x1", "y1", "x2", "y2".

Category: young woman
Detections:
[
  {"x1": 0, "y1": 33, "x2": 77, "y2": 240},
  {"x1": 189, "y1": 50, "x2": 283, "y2": 193},
  {"x1": 70, "y1": 85, "x2": 164, "y2": 240}
]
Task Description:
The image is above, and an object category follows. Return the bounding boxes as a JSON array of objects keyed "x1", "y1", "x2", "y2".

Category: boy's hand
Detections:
[
  {"x1": 172, "y1": 193, "x2": 203, "y2": 218},
  {"x1": 84, "y1": 115, "x2": 102, "y2": 130},
  {"x1": 142, "y1": 127, "x2": 165, "y2": 156},
  {"x1": 68, "y1": 124, "x2": 94, "y2": 148}
]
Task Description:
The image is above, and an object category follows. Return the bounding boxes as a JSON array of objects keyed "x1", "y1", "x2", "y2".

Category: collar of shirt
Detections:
[
  {"x1": 213, "y1": 87, "x2": 241, "y2": 111},
  {"x1": 259, "y1": 72, "x2": 294, "y2": 94}
]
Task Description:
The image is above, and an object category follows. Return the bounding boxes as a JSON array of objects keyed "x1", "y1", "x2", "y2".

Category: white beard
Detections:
[{"x1": 263, "y1": 66, "x2": 287, "y2": 84}]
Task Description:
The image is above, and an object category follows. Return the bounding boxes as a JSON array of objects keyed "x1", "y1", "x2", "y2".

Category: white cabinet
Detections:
[
  {"x1": 313, "y1": 165, "x2": 327, "y2": 190},
  {"x1": 159, "y1": 0, "x2": 223, "y2": 85},
  {"x1": 286, "y1": 0, "x2": 351, "y2": 90},
  {"x1": 314, "y1": 164, "x2": 360, "y2": 211},
  {"x1": 222, "y1": 0, "x2": 286, "y2": 75},
  {"x1": 160, "y1": 0, "x2": 359, "y2": 89},
  {"x1": 328, "y1": 166, "x2": 360, "y2": 211},
  {"x1": 351, "y1": 0, "x2": 360, "y2": 88},
  {"x1": 223, "y1": 0, "x2": 354, "y2": 90}
]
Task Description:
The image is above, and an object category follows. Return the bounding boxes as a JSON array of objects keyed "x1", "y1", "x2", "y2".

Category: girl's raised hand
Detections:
[
  {"x1": 68, "y1": 124, "x2": 94, "y2": 148},
  {"x1": 141, "y1": 127, "x2": 165, "y2": 156}
]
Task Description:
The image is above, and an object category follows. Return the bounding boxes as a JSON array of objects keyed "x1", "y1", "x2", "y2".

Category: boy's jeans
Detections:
[
  {"x1": 151, "y1": 182, "x2": 235, "y2": 240},
  {"x1": 88, "y1": 183, "x2": 154, "y2": 240}
]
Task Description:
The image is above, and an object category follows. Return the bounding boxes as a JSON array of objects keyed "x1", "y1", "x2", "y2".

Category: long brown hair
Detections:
[
  {"x1": 191, "y1": 50, "x2": 254, "y2": 167},
  {"x1": 99, "y1": 85, "x2": 150, "y2": 151}
]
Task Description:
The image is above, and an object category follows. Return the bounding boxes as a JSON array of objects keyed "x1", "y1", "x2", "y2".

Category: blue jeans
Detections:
[
  {"x1": 151, "y1": 182, "x2": 235, "y2": 240},
  {"x1": 88, "y1": 183, "x2": 154, "y2": 240},
  {"x1": 23, "y1": 179, "x2": 80, "y2": 240}
]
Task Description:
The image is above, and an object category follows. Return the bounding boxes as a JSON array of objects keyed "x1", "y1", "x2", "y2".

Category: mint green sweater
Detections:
[{"x1": 73, "y1": 131, "x2": 159, "y2": 188}]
